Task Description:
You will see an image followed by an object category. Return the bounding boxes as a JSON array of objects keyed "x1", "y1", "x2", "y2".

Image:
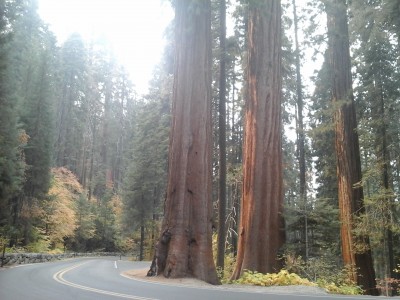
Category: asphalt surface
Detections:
[{"x1": 0, "y1": 257, "x2": 396, "y2": 300}]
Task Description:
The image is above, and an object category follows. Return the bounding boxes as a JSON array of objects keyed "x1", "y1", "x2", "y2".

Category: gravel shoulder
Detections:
[{"x1": 123, "y1": 269, "x2": 328, "y2": 295}]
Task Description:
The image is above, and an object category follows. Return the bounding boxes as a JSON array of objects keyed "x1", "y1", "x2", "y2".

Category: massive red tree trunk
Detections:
[
  {"x1": 147, "y1": 0, "x2": 219, "y2": 284},
  {"x1": 326, "y1": 0, "x2": 377, "y2": 295},
  {"x1": 231, "y1": 0, "x2": 285, "y2": 279}
]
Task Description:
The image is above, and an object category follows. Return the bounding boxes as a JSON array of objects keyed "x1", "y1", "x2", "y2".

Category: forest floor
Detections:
[{"x1": 123, "y1": 268, "x2": 329, "y2": 295}]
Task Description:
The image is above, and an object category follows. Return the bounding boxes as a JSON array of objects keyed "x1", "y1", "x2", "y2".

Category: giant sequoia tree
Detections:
[
  {"x1": 148, "y1": 0, "x2": 219, "y2": 284},
  {"x1": 325, "y1": 0, "x2": 377, "y2": 295},
  {"x1": 231, "y1": 0, "x2": 285, "y2": 279}
]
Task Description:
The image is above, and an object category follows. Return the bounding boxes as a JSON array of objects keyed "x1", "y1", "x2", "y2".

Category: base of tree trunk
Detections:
[{"x1": 147, "y1": 228, "x2": 220, "y2": 285}]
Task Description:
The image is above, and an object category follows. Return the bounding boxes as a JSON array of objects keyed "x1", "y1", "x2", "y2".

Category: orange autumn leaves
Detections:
[{"x1": 45, "y1": 167, "x2": 81, "y2": 247}]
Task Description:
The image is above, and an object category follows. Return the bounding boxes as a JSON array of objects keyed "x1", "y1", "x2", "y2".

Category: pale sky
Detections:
[{"x1": 38, "y1": 0, "x2": 174, "y2": 96}]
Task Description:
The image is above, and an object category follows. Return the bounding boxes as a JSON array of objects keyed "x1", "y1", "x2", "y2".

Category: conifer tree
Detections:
[
  {"x1": 55, "y1": 33, "x2": 88, "y2": 172},
  {"x1": 232, "y1": 0, "x2": 285, "y2": 278},
  {"x1": 6, "y1": 0, "x2": 57, "y2": 245},
  {"x1": 0, "y1": 0, "x2": 25, "y2": 237},
  {"x1": 148, "y1": 0, "x2": 219, "y2": 284},
  {"x1": 325, "y1": 0, "x2": 377, "y2": 294},
  {"x1": 309, "y1": 58, "x2": 340, "y2": 256},
  {"x1": 350, "y1": 0, "x2": 400, "y2": 289}
]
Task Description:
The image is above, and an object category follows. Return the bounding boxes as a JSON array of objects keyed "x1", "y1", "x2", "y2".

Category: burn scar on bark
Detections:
[
  {"x1": 240, "y1": 226, "x2": 244, "y2": 236},
  {"x1": 147, "y1": 229, "x2": 172, "y2": 277},
  {"x1": 161, "y1": 229, "x2": 172, "y2": 244}
]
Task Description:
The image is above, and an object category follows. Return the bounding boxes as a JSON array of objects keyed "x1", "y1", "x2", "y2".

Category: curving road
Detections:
[{"x1": 0, "y1": 258, "x2": 393, "y2": 300}]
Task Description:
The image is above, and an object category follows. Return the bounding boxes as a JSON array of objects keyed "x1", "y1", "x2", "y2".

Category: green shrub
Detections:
[
  {"x1": 315, "y1": 265, "x2": 363, "y2": 295},
  {"x1": 216, "y1": 252, "x2": 236, "y2": 283},
  {"x1": 283, "y1": 253, "x2": 363, "y2": 295},
  {"x1": 212, "y1": 233, "x2": 237, "y2": 283},
  {"x1": 317, "y1": 279, "x2": 363, "y2": 295},
  {"x1": 26, "y1": 238, "x2": 50, "y2": 253}
]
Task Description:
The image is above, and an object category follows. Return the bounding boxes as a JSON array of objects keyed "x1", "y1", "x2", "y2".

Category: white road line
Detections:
[{"x1": 53, "y1": 261, "x2": 158, "y2": 300}]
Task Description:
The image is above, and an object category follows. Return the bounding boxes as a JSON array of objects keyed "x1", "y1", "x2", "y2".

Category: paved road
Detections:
[{"x1": 0, "y1": 258, "x2": 394, "y2": 300}]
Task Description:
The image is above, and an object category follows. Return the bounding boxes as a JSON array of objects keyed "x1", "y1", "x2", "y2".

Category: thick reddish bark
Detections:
[
  {"x1": 326, "y1": 0, "x2": 377, "y2": 295},
  {"x1": 231, "y1": 0, "x2": 285, "y2": 279},
  {"x1": 148, "y1": 0, "x2": 219, "y2": 285}
]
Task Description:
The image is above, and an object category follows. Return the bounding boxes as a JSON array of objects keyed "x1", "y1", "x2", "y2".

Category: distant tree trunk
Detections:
[
  {"x1": 325, "y1": 0, "x2": 377, "y2": 295},
  {"x1": 147, "y1": 0, "x2": 219, "y2": 284},
  {"x1": 374, "y1": 69, "x2": 396, "y2": 290},
  {"x1": 292, "y1": 0, "x2": 308, "y2": 260},
  {"x1": 139, "y1": 223, "x2": 145, "y2": 261},
  {"x1": 228, "y1": 67, "x2": 241, "y2": 256},
  {"x1": 102, "y1": 81, "x2": 112, "y2": 187},
  {"x1": 151, "y1": 186, "x2": 158, "y2": 251},
  {"x1": 217, "y1": 0, "x2": 227, "y2": 271},
  {"x1": 231, "y1": 0, "x2": 285, "y2": 279},
  {"x1": 88, "y1": 118, "x2": 96, "y2": 202},
  {"x1": 80, "y1": 139, "x2": 88, "y2": 188}
]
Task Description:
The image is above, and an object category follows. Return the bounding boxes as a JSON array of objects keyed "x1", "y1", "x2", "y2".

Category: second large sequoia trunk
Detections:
[
  {"x1": 231, "y1": 0, "x2": 285, "y2": 279},
  {"x1": 326, "y1": 0, "x2": 377, "y2": 295}
]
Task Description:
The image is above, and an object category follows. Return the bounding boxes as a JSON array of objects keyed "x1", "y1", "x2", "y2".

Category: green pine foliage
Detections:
[
  {"x1": 54, "y1": 33, "x2": 88, "y2": 171},
  {"x1": 122, "y1": 64, "x2": 171, "y2": 259},
  {"x1": 349, "y1": 1, "x2": 400, "y2": 291},
  {"x1": 2, "y1": 0, "x2": 58, "y2": 246},
  {"x1": 0, "y1": 0, "x2": 137, "y2": 251},
  {"x1": 308, "y1": 58, "x2": 340, "y2": 257},
  {"x1": 0, "y1": 0, "x2": 24, "y2": 232}
]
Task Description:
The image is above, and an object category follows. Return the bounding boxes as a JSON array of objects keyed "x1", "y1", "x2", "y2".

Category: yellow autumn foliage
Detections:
[
  {"x1": 110, "y1": 194, "x2": 123, "y2": 229},
  {"x1": 235, "y1": 269, "x2": 316, "y2": 287},
  {"x1": 45, "y1": 167, "x2": 81, "y2": 248},
  {"x1": 234, "y1": 269, "x2": 363, "y2": 295}
]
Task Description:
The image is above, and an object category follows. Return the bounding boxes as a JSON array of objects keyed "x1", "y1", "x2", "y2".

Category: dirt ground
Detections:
[{"x1": 123, "y1": 269, "x2": 211, "y2": 286}]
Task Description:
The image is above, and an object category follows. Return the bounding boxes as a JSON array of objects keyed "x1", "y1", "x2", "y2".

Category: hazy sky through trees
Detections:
[
  {"x1": 38, "y1": 0, "x2": 174, "y2": 95},
  {"x1": 37, "y1": 0, "x2": 321, "y2": 98}
]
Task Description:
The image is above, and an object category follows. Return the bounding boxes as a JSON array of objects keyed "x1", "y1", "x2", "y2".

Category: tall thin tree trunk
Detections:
[
  {"x1": 231, "y1": 0, "x2": 285, "y2": 279},
  {"x1": 88, "y1": 119, "x2": 96, "y2": 202},
  {"x1": 325, "y1": 0, "x2": 377, "y2": 295},
  {"x1": 375, "y1": 70, "x2": 396, "y2": 293},
  {"x1": 148, "y1": 0, "x2": 219, "y2": 285},
  {"x1": 151, "y1": 186, "x2": 158, "y2": 251},
  {"x1": 140, "y1": 223, "x2": 145, "y2": 261},
  {"x1": 217, "y1": 0, "x2": 227, "y2": 271},
  {"x1": 102, "y1": 82, "x2": 112, "y2": 187},
  {"x1": 80, "y1": 137, "x2": 88, "y2": 188},
  {"x1": 229, "y1": 64, "x2": 240, "y2": 256},
  {"x1": 292, "y1": 0, "x2": 308, "y2": 260}
]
